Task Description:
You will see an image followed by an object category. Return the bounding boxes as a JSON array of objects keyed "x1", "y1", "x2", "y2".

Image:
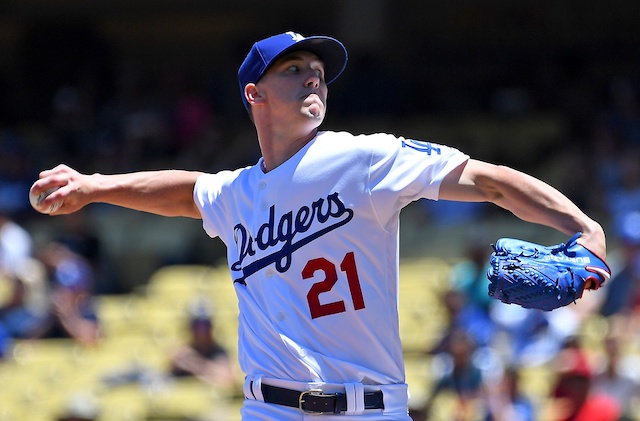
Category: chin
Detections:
[{"x1": 307, "y1": 113, "x2": 325, "y2": 126}]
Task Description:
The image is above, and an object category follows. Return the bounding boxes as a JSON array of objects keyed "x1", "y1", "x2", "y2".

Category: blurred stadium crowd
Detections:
[{"x1": 1, "y1": 4, "x2": 640, "y2": 420}]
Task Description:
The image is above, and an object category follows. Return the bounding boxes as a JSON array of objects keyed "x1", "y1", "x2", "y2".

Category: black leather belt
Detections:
[{"x1": 259, "y1": 383, "x2": 385, "y2": 414}]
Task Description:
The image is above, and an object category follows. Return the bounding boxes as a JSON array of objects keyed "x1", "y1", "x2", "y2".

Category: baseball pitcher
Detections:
[{"x1": 30, "y1": 32, "x2": 609, "y2": 419}]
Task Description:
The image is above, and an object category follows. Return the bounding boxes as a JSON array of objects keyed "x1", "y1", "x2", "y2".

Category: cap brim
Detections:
[{"x1": 268, "y1": 36, "x2": 348, "y2": 85}]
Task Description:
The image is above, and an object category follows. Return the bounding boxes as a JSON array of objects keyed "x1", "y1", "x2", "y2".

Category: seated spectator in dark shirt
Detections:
[
  {"x1": 484, "y1": 365, "x2": 536, "y2": 421},
  {"x1": 31, "y1": 241, "x2": 101, "y2": 345},
  {"x1": 168, "y1": 305, "x2": 236, "y2": 388},
  {"x1": 423, "y1": 329, "x2": 485, "y2": 420}
]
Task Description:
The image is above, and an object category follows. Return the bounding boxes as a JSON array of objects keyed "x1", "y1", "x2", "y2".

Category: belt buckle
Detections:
[{"x1": 298, "y1": 389, "x2": 335, "y2": 414}]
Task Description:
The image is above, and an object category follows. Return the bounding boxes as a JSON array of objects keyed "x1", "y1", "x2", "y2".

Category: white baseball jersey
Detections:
[{"x1": 194, "y1": 130, "x2": 468, "y2": 386}]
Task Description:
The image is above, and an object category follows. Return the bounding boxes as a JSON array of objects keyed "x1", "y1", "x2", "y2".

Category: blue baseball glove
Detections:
[{"x1": 487, "y1": 232, "x2": 611, "y2": 311}]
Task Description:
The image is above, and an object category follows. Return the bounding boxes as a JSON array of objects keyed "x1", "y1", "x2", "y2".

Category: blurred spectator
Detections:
[
  {"x1": 545, "y1": 343, "x2": 621, "y2": 421},
  {"x1": 0, "y1": 257, "x2": 49, "y2": 339},
  {"x1": 483, "y1": 365, "x2": 535, "y2": 421},
  {"x1": 0, "y1": 213, "x2": 33, "y2": 279},
  {"x1": 490, "y1": 302, "x2": 581, "y2": 367},
  {"x1": 168, "y1": 301, "x2": 236, "y2": 388},
  {"x1": 55, "y1": 210, "x2": 119, "y2": 295},
  {"x1": 605, "y1": 149, "x2": 640, "y2": 232},
  {"x1": 0, "y1": 214, "x2": 48, "y2": 340},
  {"x1": 31, "y1": 241, "x2": 102, "y2": 345},
  {"x1": 423, "y1": 329, "x2": 486, "y2": 421},
  {"x1": 599, "y1": 210, "x2": 640, "y2": 317},
  {"x1": 448, "y1": 238, "x2": 493, "y2": 314},
  {"x1": 591, "y1": 334, "x2": 640, "y2": 421},
  {"x1": 429, "y1": 289, "x2": 496, "y2": 354}
]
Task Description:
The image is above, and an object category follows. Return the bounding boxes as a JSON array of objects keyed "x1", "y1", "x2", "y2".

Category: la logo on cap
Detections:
[{"x1": 287, "y1": 31, "x2": 305, "y2": 42}]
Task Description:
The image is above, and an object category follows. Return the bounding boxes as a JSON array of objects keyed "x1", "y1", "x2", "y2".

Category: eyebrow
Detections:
[{"x1": 278, "y1": 52, "x2": 324, "y2": 66}]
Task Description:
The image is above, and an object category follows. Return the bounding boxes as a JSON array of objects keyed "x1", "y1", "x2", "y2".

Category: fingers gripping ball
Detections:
[
  {"x1": 29, "y1": 186, "x2": 63, "y2": 214},
  {"x1": 486, "y1": 232, "x2": 611, "y2": 311}
]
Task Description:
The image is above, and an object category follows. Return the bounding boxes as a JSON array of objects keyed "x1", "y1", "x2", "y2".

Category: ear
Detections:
[{"x1": 245, "y1": 83, "x2": 265, "y2": 106}]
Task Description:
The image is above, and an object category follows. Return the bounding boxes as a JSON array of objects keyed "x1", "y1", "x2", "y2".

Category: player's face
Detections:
[{"x1": 257, "y1": 52, "x2": 328, "y2": 124}]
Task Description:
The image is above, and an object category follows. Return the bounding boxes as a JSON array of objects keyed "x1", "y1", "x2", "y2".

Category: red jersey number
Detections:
[{"x1": 303, "y1": 252, "x2": 366, "y2": 319}]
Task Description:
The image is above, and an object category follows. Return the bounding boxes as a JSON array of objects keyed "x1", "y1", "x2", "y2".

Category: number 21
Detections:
[{"x1": 302, "y1": 252, "x2": 366, "y2": 319}]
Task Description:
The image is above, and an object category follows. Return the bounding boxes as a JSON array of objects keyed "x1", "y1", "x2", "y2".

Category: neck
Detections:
[{"x1": 258, "y1": 128, "x2": 318, "y2": 172}]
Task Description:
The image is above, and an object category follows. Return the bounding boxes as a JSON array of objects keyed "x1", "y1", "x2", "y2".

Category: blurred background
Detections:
[{"x1": 1, "y1": 1, "x2": 640, "y2": 420}]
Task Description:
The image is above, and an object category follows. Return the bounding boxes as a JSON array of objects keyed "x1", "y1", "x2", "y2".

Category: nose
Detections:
[{"x1": 305, "y1": 71, "x2": 320, "y2": 89}]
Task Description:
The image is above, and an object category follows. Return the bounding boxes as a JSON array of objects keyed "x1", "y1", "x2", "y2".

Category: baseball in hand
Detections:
[{"x1": 29, "y1": 186, "x2": 63, "y2": 214}]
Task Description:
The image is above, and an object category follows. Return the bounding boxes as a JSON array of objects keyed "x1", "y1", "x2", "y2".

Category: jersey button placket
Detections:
[
  {"x1": 253, "y1": 178, "x2": 270, "y2": 226},
  {"x1": 258, "y1": 180, "x2": 268, "y2": 210}
]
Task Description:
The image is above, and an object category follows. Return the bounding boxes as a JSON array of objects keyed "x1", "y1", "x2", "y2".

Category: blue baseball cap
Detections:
[{"x1": 238, "y1": 31, "x2": 348, "y2": 111}]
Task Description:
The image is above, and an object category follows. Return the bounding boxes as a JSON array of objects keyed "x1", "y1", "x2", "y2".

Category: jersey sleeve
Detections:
[
  {"x1": 366, "y1": 134, "x2": 469, "y2": 210},
  {"x1": 193, "y1": 172, "x2": 231, "y2": 240}
]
